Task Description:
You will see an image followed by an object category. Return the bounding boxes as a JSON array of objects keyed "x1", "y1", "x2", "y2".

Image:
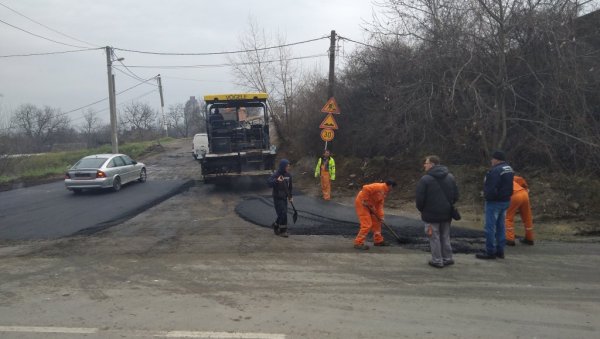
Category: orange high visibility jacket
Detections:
[
  {"x1": 356, "y1": 183, "x2": 390, "y2": 219},
  {"x1": 514, "y1": 176, "x2": 528, "y2": 192}
]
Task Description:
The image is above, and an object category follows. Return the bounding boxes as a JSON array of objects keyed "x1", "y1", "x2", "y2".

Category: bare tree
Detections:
[
  {"x1": 167, "y1": 103, "x2": 185, "y2": 137},
  {"x1": 80, "y1": 108, "x2": 100, "y2": 148},
  {"x1": 120, "y1": 102, "x2": 157, "y2": 140},
  {"x1": 10, "y1": 104, "x2": 71, "y2": 152},
  {"x1": 229, "y1": 17, "x2": 301, "y2": 143}
]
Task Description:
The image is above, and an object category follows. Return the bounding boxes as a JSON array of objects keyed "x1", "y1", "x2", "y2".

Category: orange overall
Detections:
[
  {"x1": 506, "y1": 176, "x2": 534, "y2": 241},
  {"x1": 353, "y1": 183, "x2": 390, "y2": 246},
  {"x1": 320, "y1": 163, "x2": 331, "y2": 200}
]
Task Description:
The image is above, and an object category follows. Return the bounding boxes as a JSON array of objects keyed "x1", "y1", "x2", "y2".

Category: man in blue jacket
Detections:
[{"x1": 476, "y1": 151, "x2": 514, "y2": 260}]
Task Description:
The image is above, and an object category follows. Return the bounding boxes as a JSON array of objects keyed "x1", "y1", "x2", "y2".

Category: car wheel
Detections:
[
  {"x1": 138, "y1": 168, "x2": 147, "y2": 183},
  {"x1": 112, "y1": 177, "x2": 122, "y2": 192},
  {"x1": 72, "y1": 188, "x2": 82, "y2": 194}
]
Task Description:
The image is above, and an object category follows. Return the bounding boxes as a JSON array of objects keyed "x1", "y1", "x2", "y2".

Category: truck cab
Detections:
[{"x1": 199, "y1": 93, "x2": 276, "y2": 182}]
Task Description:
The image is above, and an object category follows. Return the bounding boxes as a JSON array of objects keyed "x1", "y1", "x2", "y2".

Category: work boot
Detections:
[
  {"x1": 475, "y1": 252, "x2": 496, "y2": 260},
  {"x1": 272, "y1": 223, "x2": 280, "y2": 235},
  {"x1": 374, "y1": 241, "x2": 390, "y2": 246},
  {"x1": 443, "y1": 259, "x2": 455, "y2": 266},
  {"x1": 428, "y1": 261, "x2": 444, "y2": 268},
  {"x1": 496, "y1": 252, "x2": 505, "y2": 259},
  {"x1": 520, "y1": 238, "x2": 534, "y2": 245},
  {"x1": 278, "y1": 228, "x2": 289, "y2": 238},
  {"x1": 353, "y1": 244, "x2": 369, "y2": 250},
  {"x1": 506, "y1": 240, "x2": 516, "y2": 246}
]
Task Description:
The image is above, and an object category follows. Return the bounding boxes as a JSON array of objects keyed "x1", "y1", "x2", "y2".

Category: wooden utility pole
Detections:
[
  {"x1": 328, "y1": 30, "x2": 336, "y2": 99},
  {"x1": 105, "y1": 46, "x2": 118, "y2": 153},
  {"x1": 157, "y1": 74, "x2": 167, "y2": 137}
]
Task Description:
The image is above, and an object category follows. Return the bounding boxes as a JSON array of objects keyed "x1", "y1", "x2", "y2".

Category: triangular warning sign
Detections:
[
  {"x1": 321, "y1": 97, "x2": 340, "y2": 114},
  {"x1": 319, "y1": 113, "x2": 339, "y2": 130}
]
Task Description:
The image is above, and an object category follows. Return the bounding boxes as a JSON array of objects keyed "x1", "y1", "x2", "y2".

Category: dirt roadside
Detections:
[{"x1": 0, "y1": 138, "x2": 598, "y2": 339}]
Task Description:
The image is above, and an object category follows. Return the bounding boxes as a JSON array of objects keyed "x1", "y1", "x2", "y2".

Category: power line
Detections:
[
  {"x1": 161, "y1": 76, "x2": 231, "y2": 83},
  {"x1": 112, "y1": 50, "x2": 156, "y2": 84},
  {"x1": 72, "y1": 89, "x2": 159, "y2": 122},
  {"x1": 0, "y1": 47, "x2": 102, "y2": 58},
  {"x1": 113, "y1": 66, "x2": 158, "y2": 87},
  {"x1": 113, "y1": 35, "x2": 329, "y2": 56},
  {"x1": 59, "y1": 76, "x2": 158, "y2": 117},
  {"x1": 0, "y1": 18, "x2": 90, "y2": 49},
  {"x1": 115, "y1": 53, "x2": 328, "y2": 69},
  {"x1": 0, "y1": 1, "x2": 100, "y2": 48},
  {"x1": 337, "y1": 35, "x2": 401, "y2": 54}
]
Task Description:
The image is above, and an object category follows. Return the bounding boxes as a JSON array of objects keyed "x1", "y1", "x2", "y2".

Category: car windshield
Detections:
[{"x1": 72, "y1": 157, "x2": 108, "y2": 169}]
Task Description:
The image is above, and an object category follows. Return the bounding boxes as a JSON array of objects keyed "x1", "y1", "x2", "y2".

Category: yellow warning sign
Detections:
[
  {"x1": 319, "y1": 113, "x2": 339, "y2": 130},
  {"x1": 320, "y1": 128, "x2": 334, "y2": 142},
  {"x1": 321, "y1": 97, "x2": 340, "y2": 114}
]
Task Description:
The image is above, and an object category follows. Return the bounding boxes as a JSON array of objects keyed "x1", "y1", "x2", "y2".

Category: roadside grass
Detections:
[{"x1": 0, "y1": 138, "x2": 172, "y2": 185}]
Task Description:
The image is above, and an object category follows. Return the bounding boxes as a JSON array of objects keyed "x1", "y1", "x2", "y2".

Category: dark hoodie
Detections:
[
  {"x1": 415, "y1": 165, "x2": 459, "y2": 222},
  {"x1": 268, "y1": 159, "x2": 293, "y2": 199}
]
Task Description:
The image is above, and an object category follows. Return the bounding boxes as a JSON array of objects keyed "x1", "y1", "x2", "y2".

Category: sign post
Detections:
[{"x1": 319, "y1": 97, "x2": 341, "y2": 150}]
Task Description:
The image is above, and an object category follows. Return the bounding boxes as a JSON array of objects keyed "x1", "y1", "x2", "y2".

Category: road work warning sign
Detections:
[
  {"x1": 319, "y1": 113, "x2": 339, "y2": 130},
  {"x1": 321, "y1": 97, "x2": 340, "y2": 114}
]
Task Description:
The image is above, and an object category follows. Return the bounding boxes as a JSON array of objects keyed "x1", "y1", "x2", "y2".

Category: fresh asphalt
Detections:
[
  {"x1": 0, "y1": 179, "x2": 192, "y2": 241},
  {"x1": 235, "y1": 192, "x2": 485, "y2": 253}
]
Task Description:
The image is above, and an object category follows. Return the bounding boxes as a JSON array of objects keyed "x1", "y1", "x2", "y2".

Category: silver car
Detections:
[{"x1": 64, "y1": 154, "x2": 146, "y2": 193}]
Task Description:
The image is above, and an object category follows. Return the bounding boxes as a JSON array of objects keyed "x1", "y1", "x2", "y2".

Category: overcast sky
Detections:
[{"x1": 0, "y1": 0, "x2": 377, "y2": 125}]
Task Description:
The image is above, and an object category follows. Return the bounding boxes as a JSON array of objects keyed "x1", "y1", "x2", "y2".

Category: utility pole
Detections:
[
  {"x1": 157, "y1": 74, "x2": 167, "y2": 137},
  {"x1": 328, "y1": 30, "x2": 336, "y2": 99},
  {"x1": 105, "y1": 46, "x2": 118, "y2": 153}
]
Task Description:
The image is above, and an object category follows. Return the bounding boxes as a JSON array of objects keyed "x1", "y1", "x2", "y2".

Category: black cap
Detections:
[
  {"x1": 492, "y1": 150, "x2": 506, "y2": 161},
  {"x1": 385, "y1": 179, "x2": 397, "y2": 187}
]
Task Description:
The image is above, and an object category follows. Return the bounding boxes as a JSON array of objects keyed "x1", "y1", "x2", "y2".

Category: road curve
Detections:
[{"x1": 0, "y1": 179, "x2": 192, "y2": 241}]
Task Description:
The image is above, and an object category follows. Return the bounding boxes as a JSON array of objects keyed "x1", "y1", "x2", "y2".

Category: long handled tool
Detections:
[
  {"x1": 366, "y1": 205, "x2": 402, "y2": 244},
  {"x1": 282, "y1": 178, "x2": 298, "y2": 223}
]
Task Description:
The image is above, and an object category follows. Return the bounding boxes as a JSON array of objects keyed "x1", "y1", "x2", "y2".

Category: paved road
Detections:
[
  {"x1": 0, "y1": 179, "x2": 192, "y2": 241},
  {"x1": 236, "y1": 192, "x2": 485, "y2": 252}
]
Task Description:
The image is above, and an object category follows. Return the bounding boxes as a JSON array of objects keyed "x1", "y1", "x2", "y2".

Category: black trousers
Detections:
[{"x1": 273, "y1": 198, "x2": 288, "y2": 227}]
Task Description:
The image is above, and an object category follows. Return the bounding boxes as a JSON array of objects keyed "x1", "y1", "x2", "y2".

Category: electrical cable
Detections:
[
  {"x1": 0, "y1": 18, "x2": 90, "y2": 48},
  {"x1": 113, "y1": 35, "x2": 329, "y2": 56},
  {"x1": 337, "y1": 35, "x2": 401, "y2": 54},
  {"x1": 116, "y1": 53, "x2": 328, "y2": 69},
  {"x1": 112, "y1": 50, "x2": 156, "y2": 84},
  {"x1": 0, "y1": 1, "x2": 100, "y2": 48},
  {"x1": 58, "y1": 76, "x2": 158, "y2": 117},
  {"x1": 113, "y1": 66, "x2": 158, "y2": 87},
  {"x1": 0, "y1": 47, "x2": 102, "y2": 58},
  {"x1": 72, "y1": 89, "x2": 158, "y2": 121}
]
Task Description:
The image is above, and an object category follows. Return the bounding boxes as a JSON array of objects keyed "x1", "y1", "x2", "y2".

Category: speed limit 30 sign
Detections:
[{"x1": 320, "y1": 128, "x2": 334, "y2": 142}]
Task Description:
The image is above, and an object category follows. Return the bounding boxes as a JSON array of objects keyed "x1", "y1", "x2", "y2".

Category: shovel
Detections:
[
  {"x1": 282, "y1": 178, "x2": 298, "y2": 223},
  {"x1": 366, "y1": 205, "x2": 402, "y2": 244}
]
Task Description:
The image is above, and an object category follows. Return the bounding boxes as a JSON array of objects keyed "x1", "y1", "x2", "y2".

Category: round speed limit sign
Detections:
[{"x1": 320, "y1": 128, "x2": 334, "y2": 142}]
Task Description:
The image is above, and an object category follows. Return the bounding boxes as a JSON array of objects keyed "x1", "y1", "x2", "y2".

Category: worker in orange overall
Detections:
[
  {"x1": 505, "y1": 176, "x2": 534, "y2": 246},
  {"x1": 314, "y1": 149, "x2": 336, "y2": 200},
  {"x1": 353, "y1": 180, "x2": 396, "y2": 250}
]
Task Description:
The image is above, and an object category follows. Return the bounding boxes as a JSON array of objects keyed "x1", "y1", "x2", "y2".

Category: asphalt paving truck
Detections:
[{"x1": 199, "y1": 93, "x2": 276, "y2": 183}]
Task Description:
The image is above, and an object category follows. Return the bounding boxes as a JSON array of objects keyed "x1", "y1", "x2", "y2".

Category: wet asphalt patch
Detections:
[{"x1": 235, "y1": 193, "x2": 485, "y2": 253}]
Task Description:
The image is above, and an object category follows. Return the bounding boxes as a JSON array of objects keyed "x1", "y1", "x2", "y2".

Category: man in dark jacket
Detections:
[
  {"x1": 476, "y1": 150, "x2": 514, "y2": 260},
  {"x1": 267, "y1": 159, "x2": 293, "y2": 237},
  {"x1": 416, "y1": 155, "x2": 459, "y2": 268}
]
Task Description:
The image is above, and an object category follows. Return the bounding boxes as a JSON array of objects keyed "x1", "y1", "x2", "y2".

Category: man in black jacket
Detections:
[
  {"x1": 416, "y1": 155, "x2": 459, "y2": 268},
  {"x1": 476, "y1": 150, "x2": 514, "y2": 260},
  {"x1": 267, "y1": 159, "x2": 293, "y2": 238}
]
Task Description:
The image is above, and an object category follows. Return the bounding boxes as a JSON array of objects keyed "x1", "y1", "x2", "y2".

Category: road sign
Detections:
[
  {"x1": 321, "y1": 97, "x2": 340, "y2": 114},
  {"x1": 319, "y1": 113, "x2": 339, "y2": 130},
  {"x1": 320, "y1": 128, "x2": 334, "y2": 142}
]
